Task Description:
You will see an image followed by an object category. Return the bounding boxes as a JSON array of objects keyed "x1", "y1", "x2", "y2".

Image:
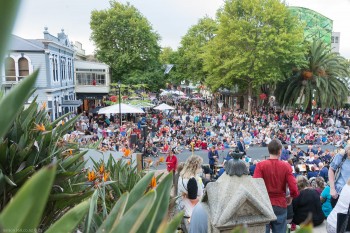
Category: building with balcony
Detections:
[
  {"x1": 73, "y1": 42, "x2": 110, "y2": 113},
  {"x1": 1, "y1": 28, "x2": 81, "y2": 120}
]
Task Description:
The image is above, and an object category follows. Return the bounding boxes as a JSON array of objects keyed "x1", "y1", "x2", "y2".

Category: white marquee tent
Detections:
[{"x1": 98, "y1": 103, "x2": 144, "y2": 114}]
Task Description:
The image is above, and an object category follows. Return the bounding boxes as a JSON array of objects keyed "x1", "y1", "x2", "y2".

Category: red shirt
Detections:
[
  {"x1": 166, "y1": 155, "x2": 178, "y2": 172},
  {"x1": 253, "y1": 159, "x2": 299, "y2": 208}
]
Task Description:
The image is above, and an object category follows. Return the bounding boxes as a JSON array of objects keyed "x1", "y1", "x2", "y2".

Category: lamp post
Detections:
[
  {"x1": 141, "y1": 124, "x2": 147, "y2": 170},
  {"x1": 118, "y1": 81, "x2": 122, "y2": 127}
]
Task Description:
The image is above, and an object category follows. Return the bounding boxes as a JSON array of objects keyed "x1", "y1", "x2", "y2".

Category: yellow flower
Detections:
[
  {"x1": 41, "y1": 102, "x2": 47, "y2": 110},
  {"x1": 150, "y1": 176, "x2": 157, "y2": 189},
  {"x1": 99, "y1": 164, "x2": 105, "y2": 174},
  {"x1": 103, "y1": 172, "x2": 110, "y2": 182},
  {"x1": 34, "y1": 123, "x2": 46, "y2": 132},
  {"x1": 88, "y1": 170, "x2": 96, "y2": 181},
  {"x1": 159, "y1": 156, "x2": 165, "y2": 163}
]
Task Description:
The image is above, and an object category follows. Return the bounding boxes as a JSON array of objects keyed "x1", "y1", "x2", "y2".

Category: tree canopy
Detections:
[
  {"x1": 176, "y1": 17, "x2": 217, "y2": 84},
  {"x1": 90, "y1": 1, "x2": 161, "y2": 83},
  {"x1": 203, "y1": 0, "x2": 306, "y2": 113}
]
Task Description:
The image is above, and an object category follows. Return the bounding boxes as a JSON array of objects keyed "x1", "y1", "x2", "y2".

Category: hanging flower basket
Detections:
[
  {"x1": 259, "y1": 93, "x2": 267, "y2": 100},
  {"x1": 109, "y1": 96, "x2": 117, "y2": 102}
]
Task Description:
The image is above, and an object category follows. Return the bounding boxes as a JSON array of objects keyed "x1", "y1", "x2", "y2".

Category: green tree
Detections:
[
  {"x1": 203, "y1": 0, "x2": 305, "y2": 113},
  {"x1": 90, "y1": 1, "x2": 161, "y2": 83},
  {"x1": 159, "y1": 47, "x2": 183, "y2": 84},
  {"x1": 177, "y1": 17, "x2": 217, "y2": 84},
  {"x1": 275, "y1": 40, "x2": 350, "y2": 112}
]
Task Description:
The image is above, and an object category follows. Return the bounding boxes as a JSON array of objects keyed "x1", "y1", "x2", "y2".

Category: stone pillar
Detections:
[{"x1": 202, "y1": 175, "x2": 276, "y2": 233}]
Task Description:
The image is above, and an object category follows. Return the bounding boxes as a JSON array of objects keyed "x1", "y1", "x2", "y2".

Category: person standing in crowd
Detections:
[
  {"x1": 253, "y1": 139, "x2": 299, "y2": 233},
  {"x1": 281, "y1": 145, "x2": 291, "y2": 161},
  {"x1": 320, "y1": 183, "x2": 333, "y2": 218},
  {"x1": 166, "y1": 151, "x2": 178, "y2": 194},
  {"x1": 237, "y1": 137, "x2": 246, "y2": 155},
  {"x1": 326, "y1": 178, "x2": 350, "y2": 233},
  {"x1": 208, "y1": 146, "x2": 219, "y2": 176},
  {"x1": 177, "y1": 156, "x2": 204, "y2": 230},
  {"x1": 328, "y1": 146, "x2": 350, "y2": 207}
]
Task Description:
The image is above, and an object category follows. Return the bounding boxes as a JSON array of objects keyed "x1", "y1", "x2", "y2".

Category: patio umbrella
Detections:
[
  {"x1": 98, "y1": 103, "x2": 144, "y2": 114},
  {"x1": 153, "y1": 103, "x2": 175, "y2": 110}
]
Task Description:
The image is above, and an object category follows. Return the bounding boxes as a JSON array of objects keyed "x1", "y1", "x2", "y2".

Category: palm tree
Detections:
[{"x1": 275, "y1": 40, "x2": 350, "y2": 113}]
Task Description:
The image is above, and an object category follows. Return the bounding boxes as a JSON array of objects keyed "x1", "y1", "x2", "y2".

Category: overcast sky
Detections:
[{"x1": 12, "y1": 0, "x2": 350, "y2": 58}]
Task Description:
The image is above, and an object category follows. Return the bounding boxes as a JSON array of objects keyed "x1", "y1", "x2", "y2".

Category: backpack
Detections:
[{"x1": 186, "y1": 177, "x2": 198, "y2": 200}]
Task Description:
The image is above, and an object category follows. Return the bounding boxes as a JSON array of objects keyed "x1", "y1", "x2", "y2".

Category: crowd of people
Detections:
[{"x1": 64, "y1": 98, "x2": 350, "y2": 233}]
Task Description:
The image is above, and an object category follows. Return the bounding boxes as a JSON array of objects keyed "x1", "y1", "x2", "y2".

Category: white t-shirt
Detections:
[
  {"x1": 177, "y1": 176, "x2": 204, "y2": 217},
  {"x1": 327, "y1": 184, "x2": 350, "y2": 228}
]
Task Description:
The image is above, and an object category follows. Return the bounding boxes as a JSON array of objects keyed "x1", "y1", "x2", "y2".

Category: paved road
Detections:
[{"x1": 84, "y1": 144, "x2": 336, "y2": 170}]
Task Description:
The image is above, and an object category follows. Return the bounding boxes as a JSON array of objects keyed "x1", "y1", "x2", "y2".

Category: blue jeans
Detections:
[{"x1": 266, "y1": 206, "x2": 287, "y2": 233}]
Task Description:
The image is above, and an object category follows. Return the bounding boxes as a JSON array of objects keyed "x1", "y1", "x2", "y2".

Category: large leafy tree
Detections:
[
  {"x1": 177, "y1": 17, "x2": 217, "y2": 84},
  {"x1": 90, "y1": 1, "x2": 161, "y2": 83},
  {"x1": 203, "y1": 0, "x2": 305, "y2": 113},
  {"x1": 275, "y1": 40, "x2": 350, "y2": 112}
]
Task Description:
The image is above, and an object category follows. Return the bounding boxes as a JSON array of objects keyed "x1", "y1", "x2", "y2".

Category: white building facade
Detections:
[
  {"x1": 1, "y1": 28, "x2": 81, "y2": 120},
  {"x1": 73, "y1": 42, "x2": 110, "y2": 113},
  {"x1": 331, "y1": 32, "x2": 340, "y2": 53}
]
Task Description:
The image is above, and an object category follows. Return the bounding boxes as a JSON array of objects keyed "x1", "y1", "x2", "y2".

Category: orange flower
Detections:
[
  {"x1": 103, "y1": 172, "x2": 109, "y2": 182},
  {"x1": 88, "y1": 170, "x2": 96, "y2": 181},
  {"x1": 150, "y1": 176, "x2": 157, "y2": 189},
  {"x1": 99, "y1": 164, "x2": 105, "y2": 174},
  {"x1": 146, "y1": 158, "x2": 152, "y2": 164},
  {"x1": 69, "y1": 149, "x2": 73, "y2": 155},
  {"x1": 34, "y1": 123, "x2": 46, "y2": 132},
  {"x1": 159, "y1": 156, "x2": 165, "y2": 163},
  {"x1": 61, "y1": 121, "x2": 65, "y2": 126},
  {"x1": 41, "y1": 102, "x2": 47, "y2": 110},
  {"x1": 127, "y1": 160, "x2": 131, "y2": 165}
]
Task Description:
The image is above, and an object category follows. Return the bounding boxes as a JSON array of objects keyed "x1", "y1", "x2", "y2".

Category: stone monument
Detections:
[{"x1": 201, "y1": 155, "x2": 276, "y2": 233}]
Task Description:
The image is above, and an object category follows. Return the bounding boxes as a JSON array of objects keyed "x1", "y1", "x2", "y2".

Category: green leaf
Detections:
[
  {"x1": 138, "y1": 172, "x2": 173, "y2": 233},
  {"x1": 162, "y1": 212, "x2": 184, "y2": 233},
  {"x1": 85, "y1": 189, "x2": 99, "y2": 233},
  {"x1": 13, "y1": 166, "x2": 35, "y2": 184},
  {"x1": 125, "y1": 171, "x2": 155, "y2": 212},
  {"x1": 45, "y1": 200, "x2": 90, "y2": 233},
  {"x1": 96, "y1": 192, "x2": 129, "y2": 233},
  {"x1": 0, "y1": 70, "x2": 39, "y2": 139},
  {"x1": 111, "y1": 190, "x2": 156, "y2": 233},
  {"x1": 60, "y1": 150, "x2": 87, "y2": 170},
  {"x1": 0, "y1": 164, "x2": 56, "y2": 231},
  {"x1": 0, "y1": 0, "x2": 20, "y2": 70}
]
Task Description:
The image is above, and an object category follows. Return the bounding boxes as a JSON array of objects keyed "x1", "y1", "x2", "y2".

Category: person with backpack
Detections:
[
  {"x1": 177, "y1": 156, "x2": 203, "y2": 223},
  {"x1": 329, "y1": 146, "x2": 350, "y2": 208}
]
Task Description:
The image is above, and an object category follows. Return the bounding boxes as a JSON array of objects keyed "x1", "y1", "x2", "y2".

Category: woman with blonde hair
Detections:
[{"x1": 177, "y1": 155, "x2": 204, "y2": 231}]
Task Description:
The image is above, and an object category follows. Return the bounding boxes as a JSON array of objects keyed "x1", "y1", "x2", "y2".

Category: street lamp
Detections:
[
  {"x1": 141, "y1": 124, "x2": 147, "y2": 170},
  {"x1": 117, "y1": 81, "x2": 122, "y2": 126}
]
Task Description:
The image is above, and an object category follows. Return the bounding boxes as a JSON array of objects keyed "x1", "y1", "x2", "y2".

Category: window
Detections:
[
  {"x1": 5, "y1": 57, "x2": 16, "y2": 81},
  {"x1": 76, "y1": 72, "x2": 106, "y2": 86},
  {"x1": 335, "y1": 37, "x2": 339, "y2": 43},
  {"x1": 18, "y1": 57, "x2": 29, "y2": 80}
]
